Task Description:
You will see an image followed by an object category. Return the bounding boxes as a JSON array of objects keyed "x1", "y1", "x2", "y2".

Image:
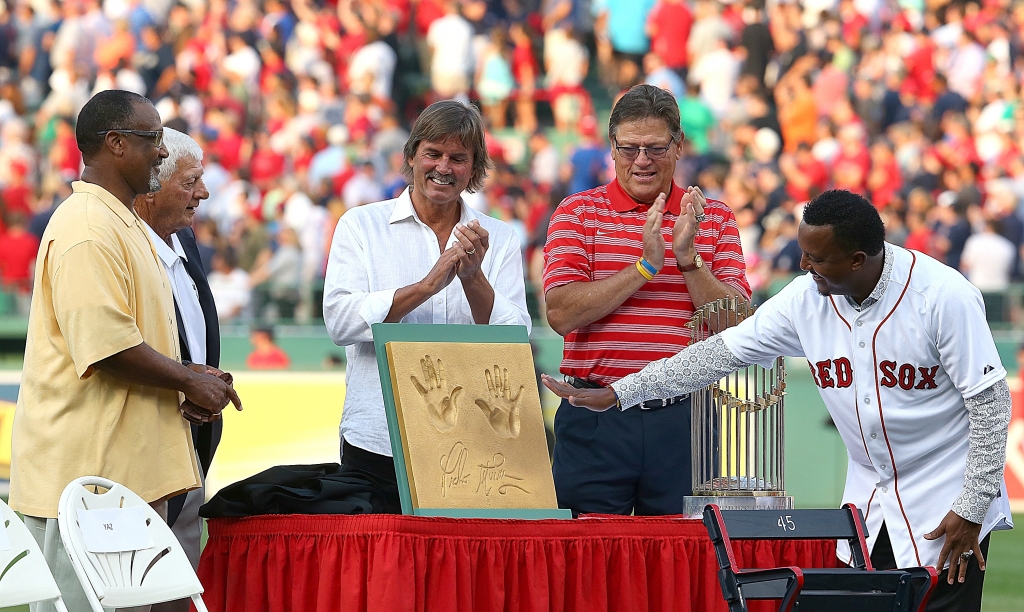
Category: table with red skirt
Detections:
[{"x1": 197, "y1": 513, "x2": 841, "y2": 612}]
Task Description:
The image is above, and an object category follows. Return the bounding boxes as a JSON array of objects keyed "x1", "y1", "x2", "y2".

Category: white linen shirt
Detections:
[
  {"x1": 144, "y1": 222, "x2": 207, "y2": 366},
  {"x1": 323, "y1": 188, "x2": 531, "y2": 456},
  {"x1": 720, "y1": 245, "x2": 1012, "y2": 568}
]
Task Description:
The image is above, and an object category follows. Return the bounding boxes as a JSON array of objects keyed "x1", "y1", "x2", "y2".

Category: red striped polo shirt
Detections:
[{"x1": 542, "y1": 179, "x2": 750, "y2": 385}]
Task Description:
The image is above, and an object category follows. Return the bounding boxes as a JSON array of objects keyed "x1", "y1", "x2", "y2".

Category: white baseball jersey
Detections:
[{"x1": 721, "y1": 244, "x2": 1013, "y2": 568}]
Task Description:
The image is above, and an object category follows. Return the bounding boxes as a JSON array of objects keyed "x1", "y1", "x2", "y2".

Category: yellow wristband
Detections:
[{"x1": 635, "y1": 259, "x2": 655, "y2": 281}]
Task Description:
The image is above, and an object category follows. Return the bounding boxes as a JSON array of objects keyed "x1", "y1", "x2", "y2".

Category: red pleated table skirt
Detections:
[{"x1": 197, "y1": 514, "x2": 840, "y2": 612}]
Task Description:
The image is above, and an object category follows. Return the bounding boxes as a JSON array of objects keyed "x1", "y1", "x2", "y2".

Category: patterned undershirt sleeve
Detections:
[
  {"x1": 952, "y1": 379, "x2": 1012, "y2": 524},
  {"x1": 611, "y1": 335, "x2": 749, "y2": 409}
]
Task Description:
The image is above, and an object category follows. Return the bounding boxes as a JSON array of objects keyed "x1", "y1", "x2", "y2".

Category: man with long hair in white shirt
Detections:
[{"x1": 323, "y1": 100, "x2": 531, "y2": 513}]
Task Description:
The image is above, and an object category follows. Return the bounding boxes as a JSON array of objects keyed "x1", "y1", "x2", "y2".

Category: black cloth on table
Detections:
[{"x1": 199, "y1": 462, "x2": 397, "y2": 517}]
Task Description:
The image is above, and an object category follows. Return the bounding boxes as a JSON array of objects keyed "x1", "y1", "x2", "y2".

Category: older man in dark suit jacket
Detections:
[{"x1": 136, "y1": 127, "x2": 238, "y2": 612}]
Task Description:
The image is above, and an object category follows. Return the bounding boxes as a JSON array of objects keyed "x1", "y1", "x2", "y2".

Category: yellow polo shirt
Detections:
[{"x1": 9, "y1": 181, "x2": 201, "y2": 518}]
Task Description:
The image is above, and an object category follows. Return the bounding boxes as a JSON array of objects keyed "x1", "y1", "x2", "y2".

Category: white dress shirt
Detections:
[
  {"x1": 144, "y1": 222, "x2": 207, "y2": 366},
  {"x1": 323, "y1": 188, "x2": 531, "y2": 456}
]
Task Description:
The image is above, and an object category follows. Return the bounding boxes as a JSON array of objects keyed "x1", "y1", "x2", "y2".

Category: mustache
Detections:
[{"x1": 426, "y1": 170, "x2": 455, "y2": 184}]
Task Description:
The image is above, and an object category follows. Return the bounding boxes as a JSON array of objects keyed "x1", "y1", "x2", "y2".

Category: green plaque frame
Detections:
[{"x1": 372, "y1": 323, "x2": 570, "y2": 519}]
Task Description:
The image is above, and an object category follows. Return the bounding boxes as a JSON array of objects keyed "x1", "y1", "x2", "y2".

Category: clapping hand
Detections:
[
  {"x1": 410, "y1": 355, "x2": 463, "y2": 432},
  {"x1": 673, "y1": 186, "x2": 706, "y2": 262},
  {"x1": 476, "y1": 366, "x2": 523, "y2": 438},
  {"x1": 453, "y1": 220, "x2": 489, "y2": 280},
  {"x1": 641, "y1": 192, "x2": 668, "y2": 271}
]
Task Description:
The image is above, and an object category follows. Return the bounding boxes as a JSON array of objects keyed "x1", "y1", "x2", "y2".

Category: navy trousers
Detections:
[{"x1": 551, "y1": 397, "x2": 693, "y2": 516}]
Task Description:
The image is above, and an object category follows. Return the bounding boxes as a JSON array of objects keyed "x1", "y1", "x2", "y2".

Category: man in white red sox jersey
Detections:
[
  {"x1": 542, "y1": 84, "x2": 750, "y2": 516},
  {"x1": 543, "y1": 189, "x2": 1013, "y2": 612}
]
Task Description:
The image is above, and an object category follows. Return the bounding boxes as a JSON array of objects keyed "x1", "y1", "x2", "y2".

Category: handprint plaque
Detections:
[{"x1": 381, "y1": 334, "x2": 559, "y2": 515}]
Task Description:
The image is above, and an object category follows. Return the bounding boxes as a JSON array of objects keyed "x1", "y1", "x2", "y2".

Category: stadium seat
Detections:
[
  {"x1": 703, "y1": 503, "x2": 937, "y2": 612},
  {"x1": 57, "y1": 476, "x2": 209, "y2": 612},
  {"x1": 0, "y1": 498, "x2": 69, "y2": 611}
]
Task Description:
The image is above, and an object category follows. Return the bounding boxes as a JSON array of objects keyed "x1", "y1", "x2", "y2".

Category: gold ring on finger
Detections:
[{"x1": 466, "y1": 248, "x2": 477, "y2": 255}]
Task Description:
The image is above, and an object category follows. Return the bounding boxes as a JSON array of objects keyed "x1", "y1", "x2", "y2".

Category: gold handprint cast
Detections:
[
  {"x1": 410, "y1": 355, "x2": 463, "y2": 433},
  {"x1": 476, "y1": 366, "x2": 524, "y2": 438}
]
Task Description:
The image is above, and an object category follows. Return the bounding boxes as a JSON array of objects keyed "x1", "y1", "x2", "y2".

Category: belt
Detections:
[{"x1": 565, "y1": 377, "x2": 688, "y2": 411}]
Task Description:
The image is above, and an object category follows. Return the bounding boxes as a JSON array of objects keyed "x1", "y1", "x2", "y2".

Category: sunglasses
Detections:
[
  {"x1": 613, "y1": 138, "x2": 676, "y2": 161},
  {"x1": 97, "y1": 129, "x2": 164, "y2": 148}
]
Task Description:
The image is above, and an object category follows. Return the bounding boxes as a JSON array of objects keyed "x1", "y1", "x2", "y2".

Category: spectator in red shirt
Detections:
[
  {"x1": 780, "y1": 142, "x2": 829, "y2": 203},
  {"x1": 0, "y1": 213, "x2": 40, "y2": 298},
  {"x1": 832, "y1": 123, "x2": 871, "y2": 195},
  {"x1": 246, "y1": 326, "x2": 291, "y2": 370},
  {"x1": 248, "y1": 132, "x2": 286, "y2": 193},
  {"x1": 49, "y1": 118, "x2": 82, "y2": 181},
  {"x1": 646, "y1": 0, "x2": 693, "y2": 75},
  {"x1": 1, "y1": 161, "x2": 33, "y2": 218},
  {"x1": 904, "y1": 210, "x2": 936, "y2": 257},
  {"x1": 867, "y1": 139, "x2": 904, "y2": 210},
  {"x1": 510, "y1": 21, "x2": 539, "y2": 134},
  {"x1": 209, "y1": 109, "x2": 244, "y2": 173},
  {"x1": 839, "y1": 0, "x2": 869, "y2": 49},
  {"x1": 902, "y1": 27, "x2": 936, "y2": 105}
]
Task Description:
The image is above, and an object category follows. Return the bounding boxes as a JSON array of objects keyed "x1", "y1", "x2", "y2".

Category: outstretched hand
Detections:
[
  {"x1": 925, "y1": 510, "x2": 985, "y2": 584},
  {"x1": 540, "y1": 374, "x2": 619, "y2": 412}
]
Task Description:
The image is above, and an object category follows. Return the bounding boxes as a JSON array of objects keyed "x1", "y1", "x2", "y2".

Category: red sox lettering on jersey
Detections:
[
  {"x1": 809, "y1": 359, "x2": 940, "y2": 391},
  {"x1": 721, "y1": 244, "x2": 1012, "y2": 570}
]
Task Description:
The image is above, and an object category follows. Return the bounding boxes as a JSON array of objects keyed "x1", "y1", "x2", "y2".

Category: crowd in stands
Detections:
[{"x1": 2, "y1": 0, "x2": 1024, "y2": 324}]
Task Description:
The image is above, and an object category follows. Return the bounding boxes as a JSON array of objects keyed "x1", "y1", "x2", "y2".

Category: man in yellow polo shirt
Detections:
[{"x1": 9, "y1": 89, "x2": 240, "y2": 612}]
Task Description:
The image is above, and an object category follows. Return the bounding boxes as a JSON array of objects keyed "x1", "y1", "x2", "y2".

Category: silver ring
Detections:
[
  {"x1": 960, "y1": 551, "x2": 973, "y2": 560},
  {"x1": 694, "y1": 213, "x2": 707, "y2": 223},
  {"x1": 466, "y1": 248, "x2": 477, "y2": 255}
]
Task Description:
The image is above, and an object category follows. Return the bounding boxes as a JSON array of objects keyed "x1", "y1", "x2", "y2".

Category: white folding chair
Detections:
[
  {"x1": 57, "y1": 476, "x2": 209, "y2": 612},
  {"x1": 0, "y1": 498, "x2": 69, "y2": 611}
]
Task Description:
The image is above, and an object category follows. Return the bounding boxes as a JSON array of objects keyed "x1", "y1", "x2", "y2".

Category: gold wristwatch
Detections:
[{"x1": 678, "y1": 253, "x2": 703, "y2": 272}]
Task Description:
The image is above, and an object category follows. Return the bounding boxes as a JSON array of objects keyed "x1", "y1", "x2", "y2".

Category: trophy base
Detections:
[{"x1": 682, "y1": 494, "x2": 794, "y2": 518}]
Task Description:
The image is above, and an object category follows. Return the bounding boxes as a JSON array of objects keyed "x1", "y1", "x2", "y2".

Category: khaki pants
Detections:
[
  {"x1": 152, "y1": 469, "x2": 205, "y2": 612},
  {"x1": 26, "y1": 501, "x2": 168, "y2": 612}
]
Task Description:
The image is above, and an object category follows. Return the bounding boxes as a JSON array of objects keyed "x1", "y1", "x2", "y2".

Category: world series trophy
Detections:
[{"x1": 682, "y1": 297, "x2": 794, "y2": 517}]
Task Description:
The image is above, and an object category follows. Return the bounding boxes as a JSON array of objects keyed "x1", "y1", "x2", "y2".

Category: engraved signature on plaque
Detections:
[
  {"x1": 475, "y1": 453, "x2": 529, "y2": 495},
  {"x1": 410, "y1": 355, "x2": 463, "y2": 433},
  {"x1": 475, "y1": 366, "x2": 523, "y2": 438},
  {"x1": 439, "y1": 442, "x2": 471, "y2": 497},
  {"x1": 438, "y1": 442, "x2": 529, "y2": 498}
]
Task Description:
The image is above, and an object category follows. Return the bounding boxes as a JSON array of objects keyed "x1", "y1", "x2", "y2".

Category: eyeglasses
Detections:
[
  {"x1": 613, "y1": 138, "x2": 676, "y2": 161},
  {"x1": 96, "y1": 129, "x2": 164, "y2": 148}
]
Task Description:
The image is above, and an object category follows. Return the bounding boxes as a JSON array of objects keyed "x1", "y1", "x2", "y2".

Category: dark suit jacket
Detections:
[{"x1": 168, "y1": 227, "x2": 222, "y2": 525}]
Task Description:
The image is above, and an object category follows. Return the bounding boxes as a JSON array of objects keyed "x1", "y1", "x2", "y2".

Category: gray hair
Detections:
[
  {"x1": 401, "y1": 100, "x2": 491, "y2": 193},
  {"x1": 608, "y1": 84, "x2": 683, "y2": 144},
  {"x1": 158, "y1": 127, "x2": 204, "y2": 183}
]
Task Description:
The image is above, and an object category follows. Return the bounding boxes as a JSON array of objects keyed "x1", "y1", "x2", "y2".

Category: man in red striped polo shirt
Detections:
[{"x1": 542, "y1": 84, "x2": 750, "y2": 516}]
